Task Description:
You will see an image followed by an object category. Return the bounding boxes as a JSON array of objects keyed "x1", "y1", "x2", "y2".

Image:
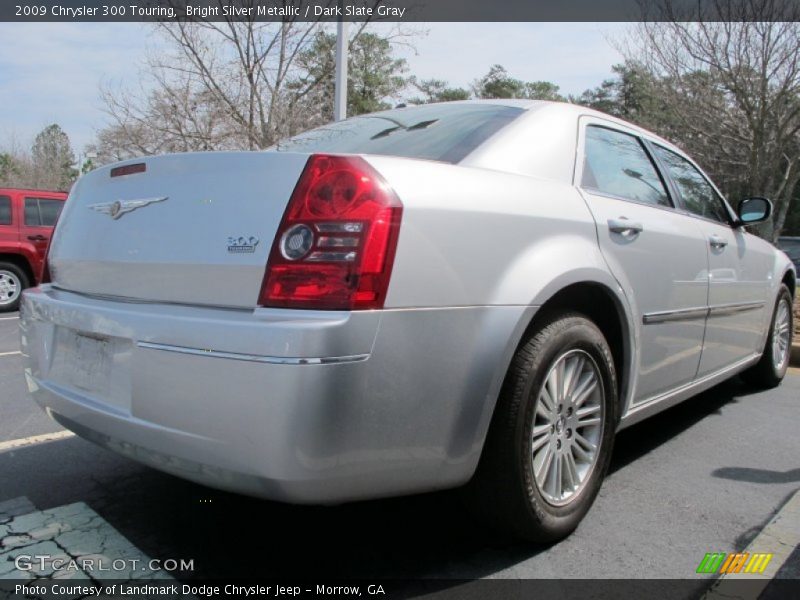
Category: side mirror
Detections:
[{"x1": 737, "y1": 197, "x2": 772, "y2": 225}]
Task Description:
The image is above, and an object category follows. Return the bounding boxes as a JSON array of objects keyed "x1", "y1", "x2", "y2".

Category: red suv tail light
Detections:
[{"x1": 259, "y1": 154, "x2": 403, "y2": 310}]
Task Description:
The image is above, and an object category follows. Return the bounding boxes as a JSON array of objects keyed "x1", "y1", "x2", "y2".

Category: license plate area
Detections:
[{"x1": 49, "y1": 327, "x2": 132, "y2": 412}]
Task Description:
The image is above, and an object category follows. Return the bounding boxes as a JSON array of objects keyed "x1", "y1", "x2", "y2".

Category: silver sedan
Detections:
[{"x1": 20, "y1": 100, "x2": 795, "y2": 541}]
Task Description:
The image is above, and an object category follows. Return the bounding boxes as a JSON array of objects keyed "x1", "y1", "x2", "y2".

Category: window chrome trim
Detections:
[
  {"x1": 643, "y1": 301, "x2": 765, "y2": 324},
  {"x1": 137, "y1": 341, "x2": 370, "y2": 365}
]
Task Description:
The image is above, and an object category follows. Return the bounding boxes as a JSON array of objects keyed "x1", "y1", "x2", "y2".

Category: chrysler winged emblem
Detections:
[{"x1": 88, "y1": 196, "x2": 168, "y2": 219}]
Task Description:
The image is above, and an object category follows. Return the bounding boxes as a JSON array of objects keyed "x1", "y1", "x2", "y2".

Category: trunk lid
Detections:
[{"x1": 49, "y1": 151, "x2": 310, "y2": 308}]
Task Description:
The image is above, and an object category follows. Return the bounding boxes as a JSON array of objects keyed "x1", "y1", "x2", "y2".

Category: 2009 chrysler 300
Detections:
[{"x1": 20, "y1": 101, "x2": 795, "y2": 541}]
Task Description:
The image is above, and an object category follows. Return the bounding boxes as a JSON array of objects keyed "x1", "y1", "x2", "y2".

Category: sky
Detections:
[{"x1": 0, "y1": 22, "x2": 627, "y2": 153}]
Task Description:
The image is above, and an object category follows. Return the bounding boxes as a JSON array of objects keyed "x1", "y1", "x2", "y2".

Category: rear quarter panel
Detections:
[
  {"x1": 367, "y1": 156, "x2": 620, "y2": 309},
  {"x1": 363, "y1": 156, "x2": 634, "y2": 480}
]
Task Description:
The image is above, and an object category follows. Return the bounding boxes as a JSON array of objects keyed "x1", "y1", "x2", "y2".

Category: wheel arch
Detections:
[
  {"x1": 524, "y1": 281, "x2": 632, "y2": 409},
  {"x1": 473, "y1": 273, "x2": 637, "y2": 470},
  {"x1": 782, "y1": 268, "x2": 796, "y2": 298},
  {"x1": 0, "y1": 253, "x2": 35, "y2": 286}
]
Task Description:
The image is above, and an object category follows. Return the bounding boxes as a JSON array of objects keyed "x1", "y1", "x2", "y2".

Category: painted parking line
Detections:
[
  {"x1": 0, "y1": 497, "x2": 176, "y2": 581},
  {"x1": 703, "y1": 488, "x2": 800, "y2": 599},
  {"x1": 0, "y1": 431, "x2": 75, "y2": 453},
  {"x1": 0, "y1": 351, "x2": 21, "y2": 358}
]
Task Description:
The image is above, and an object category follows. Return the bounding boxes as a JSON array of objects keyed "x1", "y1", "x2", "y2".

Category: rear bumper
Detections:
[{"x1": 20, "y1": 286, "x2": 531, "y2": 503}]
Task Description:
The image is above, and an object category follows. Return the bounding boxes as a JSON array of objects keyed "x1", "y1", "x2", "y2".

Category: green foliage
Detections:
[
  {"x1": 0, "y1": 153, "x2": 17, "y2": 183},
  {"x1": 31, "y1": 124, "x2": 76, "y2": 190},
  {"x1": 576, "y1": 63, "x2": 665, "y2": 123},
  {"x1": 473, "y1": 65, "x2": 565, "y2": 101},
  {"x1": 408, "y1": 78, "x2": 470, "y2": 104},
  {"x1": 294, "y1": 30, "x2": 408, "y2": 119}
]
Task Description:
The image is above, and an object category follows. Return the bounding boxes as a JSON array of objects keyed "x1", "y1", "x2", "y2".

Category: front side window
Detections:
[
  {"x1": 24, "y1": 197, "x2": 64, "y2": 227},
  {"x1": 0, "y1": 196, "x2": 10, "y2": 225},
  {"x1": 581, "y1": 125, "x2": 670, "y2": 206},
  {"x1": 652, "y1": 146, "x2": 730, "y2": 224}
]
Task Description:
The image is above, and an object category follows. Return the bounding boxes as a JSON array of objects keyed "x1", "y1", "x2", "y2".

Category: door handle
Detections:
[
  {"x1": 608, "y1": 218, "x2": 644, "y2": 236},
  {"x1": 709, "y1": 235, "x2": 728, "y2": 249},
  {"x1": 27, "y1": 235, "x2": 47, "y2": 241}
]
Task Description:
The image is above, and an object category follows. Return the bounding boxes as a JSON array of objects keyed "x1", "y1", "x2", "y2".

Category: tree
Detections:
[
  {"x1": 407, "y1": 78, "x2": 470, "y2": 104},
  {"x1": 576, "y1": 62, "x2": 664, "y2": 123},
  {"x1": 472, "y1": 65, "x2": 565, "y2": 101},
  {"x1": 622, "y1": 0, "x2": 800, "y2": 241},
  {"x1": 31, "y1": 124, "x2": 76, "y2": 191},
  {"x1": 349, "y1": 32, "x2": 409, "y2": 114},
  {"x1": 292, "y1": 30, "x2": 410, "y2": 121},
  {"x1": 100, "y1": 19, "x2": 326, "y2": 154},
  {"x1": 0, "y1": 153, "x2": 17, "y2": 184},
  {"x1": 98, "y1": 7, "x2": 419, "y2": 159}
]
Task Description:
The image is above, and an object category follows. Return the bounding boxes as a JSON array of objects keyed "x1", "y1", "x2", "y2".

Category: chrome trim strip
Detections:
[
  {"x1": 642, "y1": 306, "x2": 708, "y2": 324},
  {"x1": 137, "y1": 341, "x2": 369, "y2": 365},
  {"x1": 643, "y1": 301, "x2": 765, "y2": 324},
  {"x1": 708, "y1": 301, "x2": 765, "y2": 317}
]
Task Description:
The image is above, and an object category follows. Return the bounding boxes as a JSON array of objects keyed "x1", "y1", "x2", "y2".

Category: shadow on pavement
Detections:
[
  {"x1": 0, "y1": 376, "x2": 760, "y2": 581},
  {"x1": 610, "y1": 377, "x2": 745, "y2": 475},
  {"x1": 712, "y1": 466, "x2": 800, "y2": 484}
]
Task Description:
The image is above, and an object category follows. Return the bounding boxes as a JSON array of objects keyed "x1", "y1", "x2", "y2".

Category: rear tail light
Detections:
[{"x1": 259, "y1": 154, "x2": 403, "y2": 310}]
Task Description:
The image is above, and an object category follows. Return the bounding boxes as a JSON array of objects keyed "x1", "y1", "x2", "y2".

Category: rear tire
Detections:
[
  {"x1": 0, "y1": 262, "x2": 28, "y2": 312},
  {"x1": 467, "y1": 311, "x2": 618, "y2": 542},
  {"x1": 741, "y1": 285, "x2": 793, "y2": 389}
]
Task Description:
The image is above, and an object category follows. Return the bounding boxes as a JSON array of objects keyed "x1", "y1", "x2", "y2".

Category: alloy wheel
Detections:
[
  {"x1": 531, "y1": 349, "x2": 605, "y2": 506},
  {"x1": 772, "y1": 298, "x2": 792, "y2": 370},
  {"x1": 0, "y1": 270, "x2": 21, "y2": 306}
]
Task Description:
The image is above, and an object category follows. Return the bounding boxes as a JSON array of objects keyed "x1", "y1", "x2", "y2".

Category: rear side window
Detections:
[
  {"x1": 651, "y1": 146, "x2": 730, "y2": 224},
  {"x1": 39, "y1": 199, "x2": 63, "y2": 226},
  {"x1": 24, "y1": 199, "x2": 38, "y2": 225},
  {"x1": 0, "y1": 196, "x2": 10, "y2": 225},
  {"x1": 581, "y1": 126, "x2": 670, "y2": 206},
  {"x1": 273, "y1": 104, "x2": 525, "y2": 164},
  {"x1": 24, "y1": 198, "x2": 64, "y2": 227}
]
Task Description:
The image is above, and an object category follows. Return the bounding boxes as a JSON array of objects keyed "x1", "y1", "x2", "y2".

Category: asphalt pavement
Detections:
[{"x1": 0, "y1": 310, "x2": 798, "y2": 590}]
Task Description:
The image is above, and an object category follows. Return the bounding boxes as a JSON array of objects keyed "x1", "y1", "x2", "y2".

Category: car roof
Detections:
[
  {"x1": 471, "y1": 99, "x2": 680, "y2": 149},
  {"x1": 395, "y1": 99, "x2": 675, "y2": 139}
]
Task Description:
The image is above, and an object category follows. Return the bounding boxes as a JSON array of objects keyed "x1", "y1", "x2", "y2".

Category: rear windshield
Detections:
[{"x1": 272, "y1": 104, "x2": 524, "y2": 164}]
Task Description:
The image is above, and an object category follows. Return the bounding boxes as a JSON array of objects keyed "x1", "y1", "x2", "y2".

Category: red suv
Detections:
[{"x1": 0, "y1": 188, "x2": 68, "y2": 311}]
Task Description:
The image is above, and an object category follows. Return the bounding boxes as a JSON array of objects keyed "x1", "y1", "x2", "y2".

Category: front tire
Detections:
[
  {"x1": 469, "y1": 311, "x2": 618, "y2": 542},
  {"x1": 741, "y1": 284, "x2": 793, "y2": 389},
  {"x1": 0, "y1": 262, "x2": 28, "y2": 312}
]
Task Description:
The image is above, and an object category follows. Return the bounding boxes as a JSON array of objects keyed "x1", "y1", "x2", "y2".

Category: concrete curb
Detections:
[{"x1": 702, "y1": 489, "x2": 800, "y2": 600}]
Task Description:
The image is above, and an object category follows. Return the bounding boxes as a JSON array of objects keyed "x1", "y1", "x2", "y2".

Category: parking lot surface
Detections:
[{"x1": 0, "y1": 311, "x2": 798, "y2": 590}]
